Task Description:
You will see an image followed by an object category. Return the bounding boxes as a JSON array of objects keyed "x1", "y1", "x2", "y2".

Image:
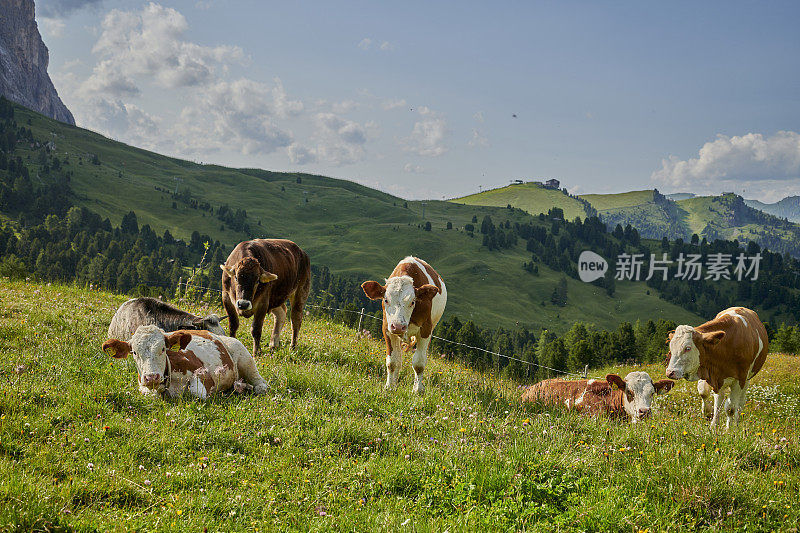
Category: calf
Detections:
[
  {"x1": 103, "y1": 325, "x2": 268, "y2": 399},
  {"x1": 362, "y1": 256, "x2": 447, "y2": 393},
  {"x1": 108, "y1": 297, "x2": 226, "y2": 341},
  {"x1": 666, "y1": 306, "x2": 768, "y2": 430},
  {"x1": 221, "y1": 239, "x2": 311, "y2": 355},
  {"x1": 522, "y1": 372, "x2": 675, "y2": 423}
]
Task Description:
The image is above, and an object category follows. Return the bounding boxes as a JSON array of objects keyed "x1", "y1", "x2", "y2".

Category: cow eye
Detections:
[{"x1": 684, "y1": 346, "x2": 691, "y2": 352}]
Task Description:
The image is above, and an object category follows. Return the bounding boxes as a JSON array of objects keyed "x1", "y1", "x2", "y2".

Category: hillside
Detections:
[
  {"x1": 1, "y1": 280, "x2": 798, "y2": 531},
  {"x1": 452, "y1": 182, "x2": 590, "y2": 221},
  {"x1": 746, "y1": 196, "x2": 800, "y2": 223},
  {"x1": 458, "y1": 181, "x2": 800, "y2": 256},
  {"x1": 0, "y1": 101, "x2": 705, "y2": 332}
]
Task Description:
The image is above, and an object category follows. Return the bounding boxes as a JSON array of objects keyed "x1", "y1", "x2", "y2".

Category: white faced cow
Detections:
[
  {"x1": 362, "y1": 256, "x2": 447, "y2": 394},
  {"x1": 522, "y1": 372, "x2": 674, "y2": 423},
  {"x1": 103, "y1": 325, "x2": 269, "y2": 399},
  {"x1": 666, "y1": 306, "x2": 768, "y2": 430}
]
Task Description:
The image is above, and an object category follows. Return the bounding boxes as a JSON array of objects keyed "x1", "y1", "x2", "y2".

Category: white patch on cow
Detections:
[
  {"x1": 574, "y1": 389, "x2": 587, "y2": 406},
  {"x1": 723, "y1": 309, "x2": 748, "y2": 328},
  {"x1": 128, "y1": 325, "x2": 169, "y2": 391},
  {"x1": 666, "y1": 325, "x2": 700, "y2": 381},
  {"x1": 398, "y1": 256, "x2": 447, "y2": 327},
  {"x1": 564, "y1": 398, "x2": 572, "y2": 408},
  {"x1": 587, "y1": 379, "x2": 597, "y2": 386},
  {"x1": 383, "y1": 275, "x2": 416, "y2": 334}
]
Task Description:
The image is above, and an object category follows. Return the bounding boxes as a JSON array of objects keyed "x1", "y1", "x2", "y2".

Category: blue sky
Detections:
[{"x1": 36, "y1": 0, "x2": 800, "y2": 201}]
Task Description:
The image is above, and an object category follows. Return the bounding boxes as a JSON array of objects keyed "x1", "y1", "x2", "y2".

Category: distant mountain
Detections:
[
  {"x1": 452, "y1": 182, "x2": 592, "y2": 220},
  {"x1": 0, "y1": 0, "x2": 74, "y2": 124},
  {"x1": 745, "y1": 196, "x2": 800, "y2": 223},
  {"x1": 666, "y1": 192, "x2": 696, "y2": 201}
]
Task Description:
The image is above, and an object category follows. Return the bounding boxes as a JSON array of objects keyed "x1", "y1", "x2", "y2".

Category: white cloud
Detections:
[
  {"x1": 287, "y1": 144, "x2": 318, "y2": 165},
  {"x1": 357, "y1": 38, "x2": 394, "y2": 51},
  {"x1": 473, "y1": 111, "x2": 484, "y2": 123},
  {"x1": 381, "y1": 98, "x2": 407, "y2": 110},
  {"x1": 87, "y1": 2, "x2": 245, "y2": 95},
  {"x1": 468, "y1": 128, "x2": 489, "y2": 148},
  {"x1": 271, "y1": 78, "x2": 304, "y2": 118},
  {"x1": 172, "y1": 78, "x2": 293, "y2": 156},
  {"x1": 403, "y1": 163, "x2": 423, "y2": 173},
  {"x1": 402, "y1": 106, "x2": 448, "y2": 157},
  {"x1": 39, "y1": 17, "x2": 66, "y2": 37},
  {"x1": 652, "y1": 131, "x2": 800, "y2": 193}
]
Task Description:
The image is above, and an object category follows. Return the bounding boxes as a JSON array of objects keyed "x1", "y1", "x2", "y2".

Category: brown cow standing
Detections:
[
  {"x1": 666, "y1": 306, "x2": 769, "y2": 430},
  {"x1": 221, "y1": 239, "x2": 310, "y2": 355},
  {"x1": 522, "y1": 372, "x2": 674, "y2": 423}
]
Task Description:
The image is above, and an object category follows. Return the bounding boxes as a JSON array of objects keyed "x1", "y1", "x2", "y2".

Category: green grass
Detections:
[
  {"x1": 7, "y1": 103, "x2": 706, "y2": 332},
  {"x1": 1, "y1": 280, "x2": 799, "y2": 531},
  {"x1": 452, "y1": 183, "x2": 589, "y2": 221},
  {"x1": 579, "y1": 190, "x2": 657, "y2": 211}
]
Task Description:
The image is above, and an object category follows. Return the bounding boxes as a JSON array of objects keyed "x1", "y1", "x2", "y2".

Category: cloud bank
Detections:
[{"x1": 652, "y1": 132, "x2": 800, "y2": 195}]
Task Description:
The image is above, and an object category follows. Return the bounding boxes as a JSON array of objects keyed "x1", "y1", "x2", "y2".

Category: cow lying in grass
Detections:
[
  {"x1": 521, "y1": 372, "x2": 675, "y2": 423},
  {"x1": 103, "y1": 325, "x2": 268, "y2": 399},
  {"x1": 108, "y1": 297, "x2": 226, "y2": 341}
]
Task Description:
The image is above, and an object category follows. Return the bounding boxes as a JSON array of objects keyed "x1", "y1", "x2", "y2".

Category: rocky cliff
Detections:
[{"x1": 0, "y1": 0, "x2": 75, "y2": 125}]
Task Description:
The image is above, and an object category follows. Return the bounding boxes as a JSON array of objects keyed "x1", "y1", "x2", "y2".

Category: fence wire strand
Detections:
[{"x1": 173, "y1": 282, "x2": 585, "y2": 378}]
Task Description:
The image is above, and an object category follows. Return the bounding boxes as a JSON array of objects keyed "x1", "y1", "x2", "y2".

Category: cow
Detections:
[
  {"x1": 361, "y1": 256, "x2": 447, "y2": 393},
  {"x1": 221, "y1": 239, "x2": 311, "y2": 355},
  {"x1": 107, "y1": 297, "x2": 226, "y2": 342},
  {"x1": 521, "y1": 372, "x2": 675, "y2": 423},
  {"x1": 666, "y1": 306, "x2": 768, "y2": 430},
  {"x1": 102, "y1": 325, "x2": 268, "y2": 399}
]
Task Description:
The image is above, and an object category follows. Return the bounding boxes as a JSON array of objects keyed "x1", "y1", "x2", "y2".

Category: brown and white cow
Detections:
[
  {"x1": 521, "y1": 372, "x2": 675, "y2": 423},
  {"x1": 362, "y1": 256, "x2": 447, "y2": 393},
  {"x1": 666, "y1": 306, "x2": 768, "y2": 430},
  {"x1": 102, "y1": 325, "x2": 269, "y2": 399},
  {"x1": 221, "y1": 239, "x2": 311, "y2": 355}
]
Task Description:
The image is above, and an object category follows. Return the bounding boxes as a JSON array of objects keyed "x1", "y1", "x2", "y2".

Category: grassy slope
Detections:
[
  {"x1": 1, "y1": 281, "x2": 798, "y2": 531},
  {"x1": 452, "y1": 183, "x2": 588, "y2": 221},
  {"x1": 9, "y1": 104, "x2": 703, "y2": 331},
  {"x1": 676, "y1": 195, "x2": 798, "y2": 243},
  {"x1": 579, "y1": 190, "x2": 657, "y2": 211}
]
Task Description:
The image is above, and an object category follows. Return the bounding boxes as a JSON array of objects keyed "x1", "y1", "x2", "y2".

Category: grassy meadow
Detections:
[{"x1": 1, "y1": 279, "x2": 799, "y2": 532}]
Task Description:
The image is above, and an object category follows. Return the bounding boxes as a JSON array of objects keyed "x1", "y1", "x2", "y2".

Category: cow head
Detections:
[
  {"x1": 221, "y1": 257, "x2": 278, "y2": 315},
  {"x1": 196, "y1": 314, "x2": 226, "y2": 336},
  {"x1": 103, "y1": 325, "x2": 191, "y2": 393},
  {"x1": 362, "y1": 276, "x2": 439, "y2": 336},
  {"x1": 606, "y1": 371, "x2": 675, "y2": 423},
  {"x1": 665, "y1": 325, "x2": 725, "y2": 380}
]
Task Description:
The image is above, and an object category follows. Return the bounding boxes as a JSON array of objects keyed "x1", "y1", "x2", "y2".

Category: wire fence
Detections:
[{"x1": 172, "y1": 278, "x2": 586, "y2": 380}]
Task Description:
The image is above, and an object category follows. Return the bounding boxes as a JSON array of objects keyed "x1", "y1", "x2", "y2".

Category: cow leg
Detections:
[
  {"x1": 250, "y1": 305, "x2": 269, "y2": 356},
  {"x1": 385, "y1": 334, "x2": 403, "y2": 389},
  {"x1": 697, "y1": 380, "x2": 714, "y2": 420},
  {"x1": 223, "y1": 293, "x2": 239, "y2": 339},
  {"x1": 710, "y1": 391, "x2": 726, "y2": 431},
  {"x1": 269, "y1": 304, "x2": 287, "y2": 350},
  {"x1": 411, "y1": 336, "x2": 430, "y2": 395},
  {"x1": 725, "y1": 382, "x2": 747, "y2": 430},
  {"x1": 289, "y1": 277, "x2": 309, "y2": 349},
  {"x1": 237, "y1": 355, "x2": 269, "y2": 395}
]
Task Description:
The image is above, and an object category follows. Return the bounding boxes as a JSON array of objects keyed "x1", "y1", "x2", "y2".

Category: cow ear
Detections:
[
  {"x1": 165, "y1": 332, "x2": 192, "y2": 351},
  {"x1": 702, "y1": 330, "x2": 725, "y2": 346},
  {"x1": 361, "y1": 281, "x2": 385, "y2": 300},
  {"x1": 606, "y1": 373, "x2": 626, "y2": 390},
  {"x1": 220, "y1": 264, "x2": 235, "y2": 277},
  {"x1": 415, "y1": 284, "x2": 440, "y2": 301},
  {"x1": 654, "y1": 379, "x2": 675, "y2": 394},
  {"x1": 666, "y1": 329, "x2": 675, "y2": 345},
  {"x1": 102, "y1": 339, "x2": 131, "y2": 359},
  {"x1": 260, "y1": 271, "x2": 278, "y2": 283}
]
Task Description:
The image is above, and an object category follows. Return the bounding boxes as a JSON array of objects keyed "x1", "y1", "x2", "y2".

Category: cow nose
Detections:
[
  {"x1": 389, "y1": 324, "x2": 406, "y2": 334},
  {"x1": 142, "y1": 374, "x2": 161, "y2": 388},
  {"x1": 666, "y1": 369, "x2": 679, "y2": 380},
  {"x1": 638, "y1": 408, "x2": 651, "y2": 418},
  {"x1": 237, "y1": 300, "x2": 251, "y2": 310}
]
